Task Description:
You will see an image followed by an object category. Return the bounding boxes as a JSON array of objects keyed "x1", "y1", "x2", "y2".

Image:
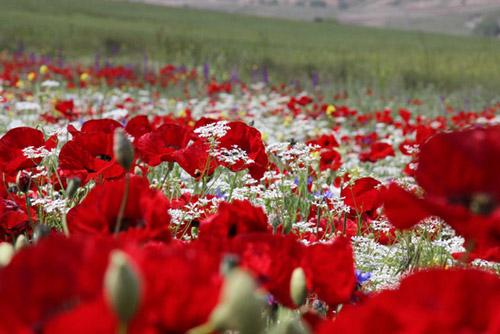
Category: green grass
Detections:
[{"x1": 2, "y1": 0, "x2": 500, "y2": 92}]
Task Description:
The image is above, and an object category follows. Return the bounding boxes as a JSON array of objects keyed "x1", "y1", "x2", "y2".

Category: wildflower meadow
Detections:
[{"x1": 2, "y1": 8, "x2": 500, "y2": 333}]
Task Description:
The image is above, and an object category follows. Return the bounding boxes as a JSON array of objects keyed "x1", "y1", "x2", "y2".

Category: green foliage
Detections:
[
  {"x1": 2, "y1": 0, "x2": 500, "y2": 91},
  {"x1": 310, "y1": 1, "x2": 327, "y2": 8},
  {"x1": 473, "y1": 16, "x2": 500, "y2": 38}
]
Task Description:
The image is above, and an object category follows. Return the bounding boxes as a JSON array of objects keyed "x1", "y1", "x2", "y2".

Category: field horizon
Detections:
[{"x1": 2, "y1": 0, "x2": 500, "y2": 94}]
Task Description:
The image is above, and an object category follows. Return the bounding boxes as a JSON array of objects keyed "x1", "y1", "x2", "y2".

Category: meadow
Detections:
[
  {"x1": 2, "y1": 0, "x2": 500, "y2": 94},
  {"x1": 2, "y1": 1, "x2": 500, "y2": 333}
]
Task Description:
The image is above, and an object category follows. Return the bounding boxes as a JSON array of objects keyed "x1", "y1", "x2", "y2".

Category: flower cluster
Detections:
[{"x1": 0, "y1": 52, "x2": 500, "y2": 333}]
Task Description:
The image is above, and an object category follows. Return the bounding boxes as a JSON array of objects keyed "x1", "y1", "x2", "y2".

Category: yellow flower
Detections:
[
  {"x1": 80, "y1": 73, "x2": 89, "y2": 81},
  {"x1": 40, "y1": 65, "x2": 48, "y2": 75},
  {"x1": 27, "y1": 72, "x2": 36, "y2": 81},
  {"x1": 261, "y1": 132, "x2": 268, "y2": 141},
  {"x1": 178, "y1": 109, "x2": 186, "y2": 117},
  {"x1": 15, "y1": 81, "x2": 24, "y2": 89},
  {"x1": 326, "y1": 105, "x2": 336, "y2": 116}
]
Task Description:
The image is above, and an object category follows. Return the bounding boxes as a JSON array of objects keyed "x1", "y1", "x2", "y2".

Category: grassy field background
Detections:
[{"x1": 1, "y1": 0, "x2": 500, "y2": 93}]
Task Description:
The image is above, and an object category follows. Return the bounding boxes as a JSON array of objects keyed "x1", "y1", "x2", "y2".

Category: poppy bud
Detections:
[
  {"x1": 14, "y1": 235, "x2": 29, "y2": 251},
  {"x1": 269, "y1": 213, "x2": 282, "y2": 233},
  {"x1": 290, "y1": 267, "x2": 307, "y2": 307},
  {"x1": 190, "y1": 226, "x2": 199, "y2": 239},
  {"x1": 220, "y1": 253, "x2": 239, "y2": 276},
  {"x1": 66, "y1": 177, "x2": 81, "y2": 199},
  {"x1": 269, "y1": 318, "x2": 309, "y2": 334},
  {"x1": 113, "y1": 128, "x2": 134, "y2": 171},
  {"x1": 0, "y1": 242, "x2": 14, "y2": 268},
  {"x1": 104, "y1": 250, "x2": 142, "y2": 324},
  {"x1": 16, "y1": 171, "x2": 31, "y2": 194},
  {"x1": 33, "y1": 224, "x2": 51, "y2": 243},
  {"x1": 210, "y1": 269, "x2": 265, "y2": 334}
]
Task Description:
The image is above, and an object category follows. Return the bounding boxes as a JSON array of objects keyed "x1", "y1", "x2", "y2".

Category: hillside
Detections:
[
  {"x1": 141, "y1": 0, "x2": 500, "y2": 36},
  {"x1": 2, "y1": 0, "x2": 500, "y2": 91}
]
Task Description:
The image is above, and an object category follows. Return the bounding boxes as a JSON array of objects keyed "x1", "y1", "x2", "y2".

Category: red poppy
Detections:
[
  {"x1": 67, "y1": 118, "x2": 123, "y2": 137},
  {"x1": 232, "y1": 233, "x2": 304, "y2": 308},
  {"x1": 302, "y1": 236, "x2": 356, "y2": 307},
  {"x1": 54, "y1": 99, "x2": 74, "y2": 118},
  {"x1": 384, "y1": 125, "x2": 500, "y2": 261},
  {"x1": 317, "y1": 269, "x2": 500, "y2": 334},
  {"x1": 0, "y1": 127, "x2": 58, "y2": 177},
  {"x1": 210, "y1": 122, "x2": 269, "y2": 180},
  {"x1": 135, "y1": 242, "x2": 223, "y2": 332},
  {"x1": 359, "y1": 142, "x2": 395, "y2": 163},
  {"x1": 0, "y1": 235, "x2": 224, "y2": 334},
  {"x1": 319, "y1": 149, "x2": 342, "y2": 172},
  {"x1": 342, "y1": 177, "x2": 384, "y2": 220},
  {"x1": 47, "y1": 241, "x2": 223, "y2": 334},
  {"x1": 306, "y1": 134, "x2": 339, "y2": 149},
  {"x1": 199, "y1": 199, "x2": 270, "y2": 239},
  {"x1": 137, "y1": 123, "x2": 192, "y2": 166},
  {"x1": 0, "y1": 235, "x2": 114, "y2": 333},
  {"x1": 67, "y1": 176, "x2": 171, "y2": 243},
  {"x1": 59, "y1": 131, "x2": 125, "y2": 184},
  {"x1": 125, "y1": 115, "x2": 153, "y2": 147},
  {"x1": 0, "y1": 186, "x2": 36, "y2": 241},
  {"x1": 170, "y1": 141, "x2": 217, "y2": 179}
]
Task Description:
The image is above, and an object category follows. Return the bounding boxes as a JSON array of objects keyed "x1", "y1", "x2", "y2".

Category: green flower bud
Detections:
[
  {"x1": 290, "y1": 267, "x2": 307, "y2": 307},
  {"x1": 0, "y1": 242, "x2": 15, "y2": 268},
  {"x1": 190, "y1": 226, "x2": 199, "y2": 239},
  {"x1": 113, "y1": 128, "x2": 134, "y2": 171},
  {"x1": 66, "y1": 177, "x2": 81, "y2": 199},
  {"x1": 210, "y1": 269, "x2": 265, "y2": 334},
  {"x1": 219, "y1": 253, "x2": 239, "y2": 276},
  {"x1": 104, "y1": 250, "x2": 142, "y2": 324},
  {"x1": 14, "y1": 235, "x2": 29, "y2": 251},
  {"x1": 33, "y1": 224, "x2": 52, "y2": 243},
  {"x1": 269, "y1": 318, "x2": 310, "y2": 334}
]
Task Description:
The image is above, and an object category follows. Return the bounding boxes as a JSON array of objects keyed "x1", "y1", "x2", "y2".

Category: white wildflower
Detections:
[{"x1": 194, "y1": 121, "x2": 230, "y2": 140}]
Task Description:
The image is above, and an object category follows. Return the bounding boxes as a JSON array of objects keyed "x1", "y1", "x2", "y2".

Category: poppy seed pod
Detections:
[
  {"x1": 113, "y1": 128, "x2": 134, "y2": 171},
  {"x1": 290, "y1": 267, "x2": 307, "y2": 307},
  {"x1": 16, "y1": 171, "x2": 31, "y2": 194},
  {"x1": 209, "y1": 269, "x2": 265, "y2": 334},
  {"x1": 104, "y1": 250, "x2": 142, "y2": 324},
  {"x1": 269, "y1": 318, "x2": 309, "y2": 334}
]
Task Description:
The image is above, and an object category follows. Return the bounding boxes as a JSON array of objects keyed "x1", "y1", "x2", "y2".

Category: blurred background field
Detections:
[{"x1": 1, "y1": 0, "x2": 500, "y2": 96}]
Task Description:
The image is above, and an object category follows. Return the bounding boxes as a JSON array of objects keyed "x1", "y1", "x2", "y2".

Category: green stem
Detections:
[
  {"x1": 118, "y1": 322, "x2": 127, "y2": 334},
  {"x1": 158, "y1": 166, "x2": 169, "y2": 190},
  {"x1": 25, "y1": 195, "x2": 35, "y2": 230},
  {"x1": 61, "y1": 200, "x2": 70, "y2": 237},
  {"x1": 114, "y1": 173, "x2": 130, "y2": 237},
  {"x1": 2, "y1": 174, "x2": 15, "y2": 202}
]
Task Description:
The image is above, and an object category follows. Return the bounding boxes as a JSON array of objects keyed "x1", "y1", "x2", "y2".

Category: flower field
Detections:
[{"x1": 1, "y1": 52, "x2": 500, "y2": 333}]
